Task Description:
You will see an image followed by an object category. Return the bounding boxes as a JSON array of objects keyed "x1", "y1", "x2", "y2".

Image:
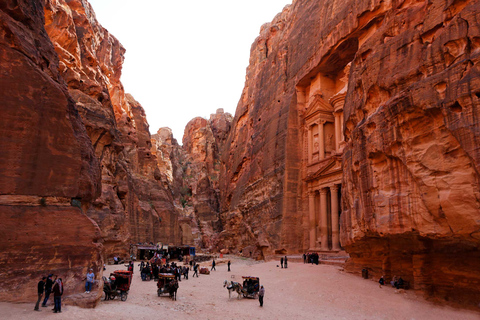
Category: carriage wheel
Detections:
[
  {"x1": 157, "y1": 289, "x2": 161, "y2": 297},
  {"x1": 120, "y1": 292, "x2": 128, "y2": 301}
]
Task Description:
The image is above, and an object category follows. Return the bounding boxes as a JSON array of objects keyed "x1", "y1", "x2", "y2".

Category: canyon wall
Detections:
[
  {"x1": 221, "y1": 0, "x2": 480, "y2": 307},
  {"x1": 152, "y1": 109, "x2": 232, "y2": 250},
  {"x1": 44, "y1": 0, "x2": 180, "y2": 257},
  {"x1": 0, "y1": 0, "x2": 181, "y2": 306},
  {"x1": 0, "y1": 0, "x2": 102, "y2": 307}
]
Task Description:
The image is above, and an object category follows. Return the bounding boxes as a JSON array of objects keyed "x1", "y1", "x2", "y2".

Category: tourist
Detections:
[
  {"x1": 85, "y1": 268, "x2": 94, "y2": 293},
  {"x1": 280, "y1": 257, "x2": 284, "y2": 268},
  {"x1": 379, "y1": 276, "x2": 385, "y2": 288},
  {"x1": 303, "y1": 253, "x2": 306, "y2": 264},
  {"x1": 227, "y1": 260, "x2": 231, "y2": 272},
  {"x1": 284, "y1": 256, "x2": 288, "y2": 268},
  {"x1": 390, "y1": 275, "x2": 397, "y2": 287},
  {"x1": 52, "y1": 278, "x2": 63, "y2": 313},
  {"x1": 395, "y1": 277, "x2": 404, "y2": 289},
  {"x1": 259, "y1": 285, "x2": 265, "y2": 307},
  {"x1": 114, "y1": 256, "x2": 119, "y2": 265},
  {"x1": 211, "y1": 259, "x2": 216, "y2": 271},
  {"x1": 34, "y1": 276, "x2": 45, "y2": 311},
  {"x1": 193, "y1": 264, "x2": 199, "y2": 277},
  {"x1": 42, "y1": 274, "x2": 54, "y2": 307}
]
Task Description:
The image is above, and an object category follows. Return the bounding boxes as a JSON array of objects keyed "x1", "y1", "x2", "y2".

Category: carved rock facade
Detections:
[{"x1": 220, "y1": 0, "x2": 480, "y2": 307}]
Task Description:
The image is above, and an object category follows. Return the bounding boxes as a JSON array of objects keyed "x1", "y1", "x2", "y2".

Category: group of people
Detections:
[
  {"x1": 34, "y1": 274, "x2": 63, "y2": 313},
  {"x1": 280, "y1": 256, "x2": 288, "y2": 268},
  {"x1": 303, "y1": 252, "x2": 320, "y2": 264},
  {"x1": 140, "y1": 261, "x2": 191, "y2": 281},
  {"x1": 378, "y1": 275, "x2": 405, "y2": 289}
]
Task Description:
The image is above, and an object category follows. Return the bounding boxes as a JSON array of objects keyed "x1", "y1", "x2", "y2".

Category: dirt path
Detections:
[{"x1": 1, "y1": 256, "x2": 478, "y2": 319}]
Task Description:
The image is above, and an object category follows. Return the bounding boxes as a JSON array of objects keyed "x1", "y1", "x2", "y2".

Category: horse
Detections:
[
  {"x1": 223, "y1": 280, "x2": 243, "y2": 299},
  {"x1": 167, "y1": 279, "x2": 178, "y2": 301}
]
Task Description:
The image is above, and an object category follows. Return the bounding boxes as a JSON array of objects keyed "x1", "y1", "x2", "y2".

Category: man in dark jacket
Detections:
[
  {"x1": 34, "y1": 277, "x2": 45, "y2": 311},
  {"x1": 52, "y1": 278, "x2": 63, "y2": 313},
  {"x1": 41, "y1": 274, "x2": 54, "y2": 307}
]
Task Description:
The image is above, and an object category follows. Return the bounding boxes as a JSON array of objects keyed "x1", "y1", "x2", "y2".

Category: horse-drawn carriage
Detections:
[
  {"x1": 103, "y1": 270, "x2": 133, "y2": 301},
  {"x1": 157, "y1": 273, "x2": 178, "y2": 300},
  {"x1": 242, "y1": 276, "x2": 260, "y2": 298},
  {"x1": 224, "y1": 276, "x2": 260, "y2": 299}
]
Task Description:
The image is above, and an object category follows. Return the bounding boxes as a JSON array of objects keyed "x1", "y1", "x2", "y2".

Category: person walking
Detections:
[
  {"x1": 284, "y1": 256, "x2": 288, "y2": 269},
  {"x1": 258, "y1": 285, "x2": 265, "y2": 307},
  {"x1": 34, "y1": 276, "x2": 45, "y2": 311},
  {"x1": 85, "y1": 268, "x2": 94, "y2": 293},
  {"x1": 211, "y1": 259, "x2": 216, "y2": 271},
  {"x1": 280, "y1": 257, "x2": 284, "y2": 268},
  {"x1": 52, "y1": 278, "x2": 63, "y2": 313},
  {"x1": 227, "y1": 260, "x2": 231, "y2": 272},
  {"x1": 41, "y1": 274, "x2": 54, "y2": 307},
  {"x1": 193, "y1": 264, "x2": 199, "y2": 277}
]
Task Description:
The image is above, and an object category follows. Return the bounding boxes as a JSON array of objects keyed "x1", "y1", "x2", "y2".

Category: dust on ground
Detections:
[{"x1": 1, "y1": 256, "x2": 479, "y2": 320}]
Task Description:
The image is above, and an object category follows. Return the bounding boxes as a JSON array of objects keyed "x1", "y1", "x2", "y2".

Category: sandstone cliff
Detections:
[
  {"x1": 44, "y1": 0, "x2": 181, "y2": 255},
  {"x1": 0, "y1": 0, "x2": 181, "y2": 307},
  {"x1": 220, "y1": 0, "x2": 480, "y2": 307},
  {"x1": 0, "y1": 0, "x2": 102, "y2": 307},
  {"x1": 152, "y1": 109, "x2": 232, "y2": 250}
]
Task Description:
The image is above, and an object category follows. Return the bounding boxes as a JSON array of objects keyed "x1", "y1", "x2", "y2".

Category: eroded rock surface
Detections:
[
  {"x1": 153, "y1": 109, "x2": 232, "y2": 250},
  {"x1": 0, "y1": 0, "x2": 102, "y2": 307},
  {"x1": 219, "y1": 0, "x2": 480, "y2": 307}
]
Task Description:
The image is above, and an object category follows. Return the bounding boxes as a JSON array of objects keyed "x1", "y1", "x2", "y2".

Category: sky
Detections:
[{"x1": 88, "y1": 0, "x2": 291, "y2": 142}]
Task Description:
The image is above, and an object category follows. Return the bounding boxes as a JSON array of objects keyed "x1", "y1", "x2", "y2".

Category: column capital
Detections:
[
  {"x1": 330, "y1": 184, "x2": 340, "y2": 192},
  {"x1": 319, "y1": 188, "x2": 328, "y2": 195},
  {"x1": 308, "y1": 190, "x2": 316, "y2": 197}
]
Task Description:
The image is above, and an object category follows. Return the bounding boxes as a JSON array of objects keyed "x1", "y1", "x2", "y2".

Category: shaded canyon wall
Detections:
[{"x1": 219, "y1": 0, "x2": 480, "y2": 307}]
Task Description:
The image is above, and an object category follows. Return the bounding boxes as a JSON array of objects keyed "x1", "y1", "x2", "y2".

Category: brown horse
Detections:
[{"x1": 167, "y1": 279, "x2": 178, "y2": 301}]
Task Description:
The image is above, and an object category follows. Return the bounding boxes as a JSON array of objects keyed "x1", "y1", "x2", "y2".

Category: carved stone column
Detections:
[
  {"x1": 308, "y1": 190, "x2": 317, "y2": 249},
  {"x1": 330, "y1": 185, "x2": 341, "y2": 251},
  {"x1": 335, "y1": 114, "x2": 341, "y2": 152},
  {"x1": 319, "y1": 121, "x2": 325, "y2": 160},
  {"x1": 307, "y1": 125, "x2": 312, "y2": 163},
  {"x1": 320, "y1": 188, "x2": 328, "y2": 251}
]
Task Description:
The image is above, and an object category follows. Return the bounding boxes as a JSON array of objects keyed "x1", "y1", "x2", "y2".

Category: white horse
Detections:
[{"x1": 223, "y1": 280, "x2": 243, "y2": 299}]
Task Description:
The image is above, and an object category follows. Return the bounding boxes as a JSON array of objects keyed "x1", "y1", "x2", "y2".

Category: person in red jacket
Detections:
[{"x1": 52, "y1": 278, "x2": 63, "y2": 313}]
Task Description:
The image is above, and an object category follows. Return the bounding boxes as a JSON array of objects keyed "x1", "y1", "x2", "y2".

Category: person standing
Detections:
[
  {"x1": 303, "y1": 253, "x2": 307, "y2": 264},
  {"x1": 227, "y1": 260, "x2": 231, "y2": 272},
  {"x1": 284, "y1": 256, "x2": 288, "y2": 269},
  {"x1": 34, "y1": 277, "x2": 45, "y2": 311},
  {"x1": 52, "y1": 278, "x2": 63, "y2": 313},
  {"x1": 85, "y1": 268, "x2": 94, "y2": 293},
  {"x1": 41, "y1": 274, "x2": 54, "y2": 307},
  {"x1": 258, "y1": 285, "x2": 265, "y2": 307},
  {"x1": 280, "y1": 257, "x2": 284, "y2": 268},
  {"x1": 211, "y1": 259, "x2": 216, "y2": 271}
]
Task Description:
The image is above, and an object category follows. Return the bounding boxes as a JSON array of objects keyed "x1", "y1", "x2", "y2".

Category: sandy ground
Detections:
[{"x1": 1, "y1": 256, "x2": 479, "y2": 320}]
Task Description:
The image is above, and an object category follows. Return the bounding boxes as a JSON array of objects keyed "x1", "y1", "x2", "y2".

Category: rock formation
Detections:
[
  {"x1": 0, "y1": 0, "x2": 181, "y2": 307},
  {"x1": 152, "y1": 109, "x2": 232, "y2": 250},
  {"x1": 218, "y1": 0, "x2": 480, "y2": 308},
  {"x1": 0, "y1": 0, "x2": 102, "y2": 307}
]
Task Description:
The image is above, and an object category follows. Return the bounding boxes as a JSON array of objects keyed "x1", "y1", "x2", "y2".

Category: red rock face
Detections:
[
  {"x1": 0, "y1": 0, "x2": 101, "y2": 306},
  {"x1": 340, "y1": 0, "x2": 480, "y2": 307},
  {"x1": 43, "y1": 0, "x2": 181, "y2": 256},
  {"x1": 153, "y1": 109, "x2": 232, "y2": 250},
  {"x1": 221, "y1": 0, "x2": 480, "y2": 307}
]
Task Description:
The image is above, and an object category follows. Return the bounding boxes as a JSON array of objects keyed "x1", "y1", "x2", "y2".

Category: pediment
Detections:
[
  {"x1": 304, "y1": 94, "x2": 334, "y2": 120},
  {"x1": 305, "y1": 156, "x2": 342, "y2": 181}
]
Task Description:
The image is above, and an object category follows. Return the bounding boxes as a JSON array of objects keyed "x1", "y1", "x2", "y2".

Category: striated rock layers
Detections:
[
  {"x1": 0, "y1": 0, "x2": 102, "y2": 306},
  {"x1": 43, "y1": 0, "x2": 180, "y2": 256},
  {"x1": 220, "y1": 0, "x2": 480, "y2": 307},
  {"x1": 152, "y1": 109, "x2": 232, "y2": 250},
  {"x1": 0, "y1": 0, "x2": 180, "y2": 306}
]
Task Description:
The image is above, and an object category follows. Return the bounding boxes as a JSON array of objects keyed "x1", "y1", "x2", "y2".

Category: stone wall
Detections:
[{"x1": 0, "y1": 0, "x2": 102, "y2": 306}]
